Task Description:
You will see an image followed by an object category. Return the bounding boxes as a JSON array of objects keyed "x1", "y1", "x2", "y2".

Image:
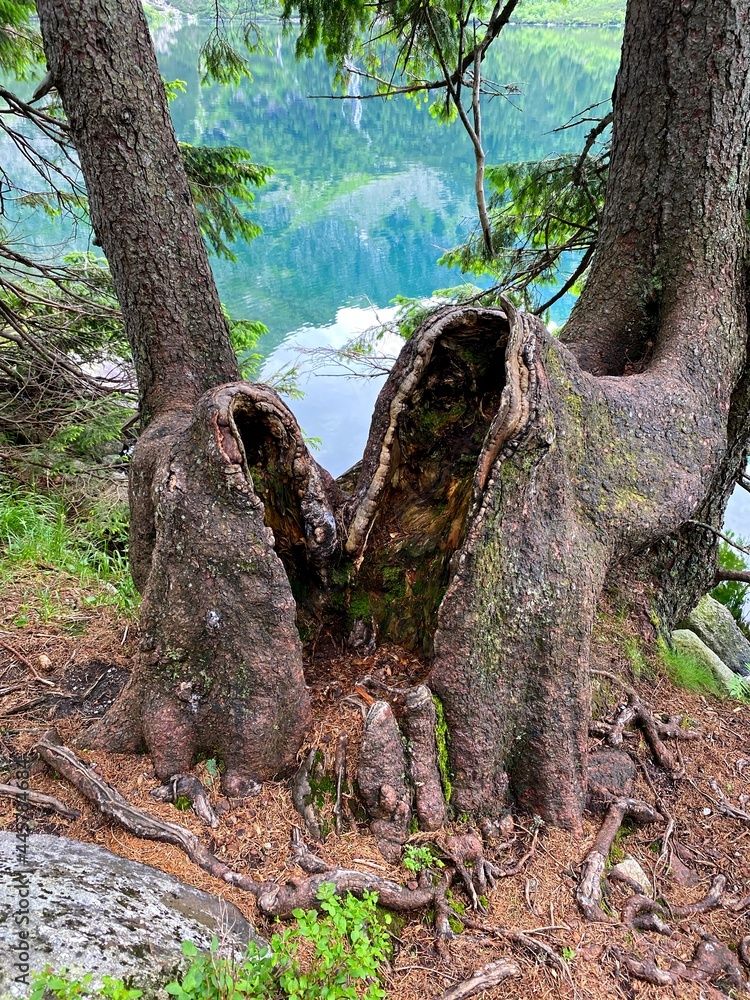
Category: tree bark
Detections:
[{"x1": 36, "y1": 0, "x2": 312, "y2": 793}]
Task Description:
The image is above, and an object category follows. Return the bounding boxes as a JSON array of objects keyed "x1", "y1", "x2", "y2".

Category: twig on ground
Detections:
[
  {"x1": 0, "y1": 640, "x2": 55, "y2": 687},
  {"x1": 0, "y1": 781, "x2": 80, "y2": 819}
]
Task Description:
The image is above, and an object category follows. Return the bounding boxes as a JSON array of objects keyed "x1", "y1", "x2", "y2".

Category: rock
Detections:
[
  {"x1": 0, "y1": 833, "x2": 265, "y2": 999},
  {"x1": 612, "y1": 856, "x2": 653, "y2": 895},
  {"x1": 586, "y1": 749, "x2": 637, "y2": 815},
  {"x1": 670, "y1": 629, "x2": 749, "y2": 697},
  {"x1": 681, "y1": 595, "x2": 750, "y2": 677}
]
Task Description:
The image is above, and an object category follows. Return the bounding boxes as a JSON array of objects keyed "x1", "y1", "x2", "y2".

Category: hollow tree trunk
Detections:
[{"x1": 37, "y1": 0, "x2": 750, "y2": 829}]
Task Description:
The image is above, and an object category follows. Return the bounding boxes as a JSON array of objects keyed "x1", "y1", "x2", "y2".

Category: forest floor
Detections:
[{"x1": 0, "y1": 565, "x2": 748, "y2": 1000}]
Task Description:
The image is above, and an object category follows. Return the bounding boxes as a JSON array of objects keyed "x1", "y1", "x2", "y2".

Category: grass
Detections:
[
  {"x1": 657, "y1": 638, "x2": 724, "y2": 699},
  {"x1": 0, "y1": 486, "x2": 139, "y2": 617}
]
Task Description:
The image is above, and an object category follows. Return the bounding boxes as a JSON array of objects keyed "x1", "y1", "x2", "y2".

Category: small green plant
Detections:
[
  {"x1": 29, "y1": 885, "x2": 391, "y2": 1000},
  {"x1": 29, "y1": 972, "x2": 142, "y2": 1000},
  {"x1": 623, "y1": 637, "x2": 650, "y2": 679},
  {"x1": 402, "y1": 844, "x2": 444, "y2": 874},
  {"x1": 561, "y1": 946, "x2": 576, "y2": 962}
]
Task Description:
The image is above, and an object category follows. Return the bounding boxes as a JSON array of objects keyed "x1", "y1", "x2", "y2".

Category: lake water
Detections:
[{"x1": 5, "y1": 18, "x2": 750, "y2": 535}]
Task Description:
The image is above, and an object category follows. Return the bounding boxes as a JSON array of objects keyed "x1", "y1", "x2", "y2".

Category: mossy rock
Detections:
[
  {"x1": 680, "y1": 594, "x2": 750, "y2": 677},
  {"x1": 669, "y1": 629, "x2": 748, "y2": 697}
]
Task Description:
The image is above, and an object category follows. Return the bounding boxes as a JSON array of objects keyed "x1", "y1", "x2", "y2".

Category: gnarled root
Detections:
[
  {"x1": 576, "y1": 797, "x2": 662, "y2": 921},
  {"x1": 150, "y1": 773, "x2": 219, "y2": 828},
  {"x1": 615, "y1": 933, "x2": 749, "y2": 992},
  {"x1": 591, "y1": 693, "x2": 698, "y2": 777},
  {"x1": 291, "y1": 749, "x2": 324, "y2": 842},
  {"x1": 403, "y1": 685, "x2": 447, "y2": 832},
  {"x1": 357, "y1": 700, "x2": 411, "y2": 861}
]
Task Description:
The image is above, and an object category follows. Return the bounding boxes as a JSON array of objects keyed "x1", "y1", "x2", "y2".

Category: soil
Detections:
[{"x1": 0, "y1": 567, "x2": 748, "y2": 1000}]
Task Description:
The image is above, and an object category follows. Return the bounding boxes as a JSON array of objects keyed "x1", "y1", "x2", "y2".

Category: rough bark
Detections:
[
  {"x1": 36, "y1": 1, "x2": 311, "y2": 790},
  {"x1": 430, "y1": 0, "x2": 750, "y2": 827},
  {"x1": 36, "y1": 0, "x2": 750, "y2": 830}
]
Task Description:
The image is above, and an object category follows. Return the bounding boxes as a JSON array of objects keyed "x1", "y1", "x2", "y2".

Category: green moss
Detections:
[
  {"x1": 349, "y1": 589, "x2": 371, "y2": 622},
  {"x1": 432, "y1": 694, "x2": 453, "y2": 803}
]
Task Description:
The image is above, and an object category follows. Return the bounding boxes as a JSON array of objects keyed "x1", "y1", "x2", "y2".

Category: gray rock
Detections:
[
  {"x1": 681, "y1": 594, "x2": 750, "y2": 677},
  {"x1": 0, "y1": 833, "x2": 265, "y2": 999},
  {"x1": 670, "y1": 629, "x2": 749, "y2": 697},
  {"x1": 612, "y1": 856, "x2": 653, "y2": 896}
]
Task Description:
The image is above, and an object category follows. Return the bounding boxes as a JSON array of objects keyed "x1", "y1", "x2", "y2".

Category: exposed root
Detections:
[
  {"x1": 615, "y1": 934, "x2": 749, "y2": 992},
  {"x1": 34, "y1": 730, "x2": 466, "y2": 938},
  {"x1": 669, "y1": 874, "x2": 726, "y2": 917},
  {"x1": 594, "y1": 693, "x2": 698, "y2": 777},
  {"x1": 291, "y1": 748, "x2": 324, "y2": 842},
  {"x1": 333, "y1": 732, "x2": 357, "y2": 835},
  {"x1": 434, "y1": 959, "x2": 520, "y2": 1000},
  {"x1": 150, "y1": 773, "x2": 219, "y2": 828},
  {"x1": 621, "y1": 895, "x2": 673, "y2": 936},
  {"x1": 576, "y1": 797, "x2": 662, "y2": 921},
  {"x1": 357, "y1": 700, "x2": 411, "y2": 861},
  {"x1": 436, "y1": 832, "x2": 501, "y2": 911},
  {"x1": 739, "y1": 935, "x2": 750, "y2": 969},
  {"x1": 0, "y1": 781, "x2": 80, "y2": 820},
  {"x1": 403, "y1": 684, "x2": 447, "y2": 832}
]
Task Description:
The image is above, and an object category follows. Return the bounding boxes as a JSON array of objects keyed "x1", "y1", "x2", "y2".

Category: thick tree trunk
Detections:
[
  {"x1": 37, "y1": 0, "x2": 750, "y2": 829},
  {"x1": 36, "y1": 0, "x2": 311, "y2": 792},
  {"x1": 431, "y1": 0, "x2": 750, "y2": 827}
]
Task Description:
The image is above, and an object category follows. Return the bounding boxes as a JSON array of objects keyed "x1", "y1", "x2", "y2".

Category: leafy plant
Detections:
[
  {"x1": 29, "y1": 971, "x2": 142, "y2": 1000},
  {"x1": 29, "y1": 885, "x2": 391, "y2": 1000},
  {"x1": 402, "y1": 843, "x2": 443, "y2": 873}
]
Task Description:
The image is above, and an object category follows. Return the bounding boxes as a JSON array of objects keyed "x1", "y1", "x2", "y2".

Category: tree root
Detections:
[
  {"x1": 0, "y1": 781, "x2": 80, "y2": 820},
  {"x1": 33, "y1": 730, "x2": 469, "y2": 939},
  {"x1": 592, "y1": 693, "x2": 698, "y2": 778},
  {"x1": 614, "y1": 933, "x2": 749, "y2": 992},
  {"x1": 437, "y1": 832, "x2": 500, "y2": 911},
  {"x1": 150, "y1": 774, "x2": 219, "y2": 828},
  {"x1": 618, "y1": 874, "x2": 726, "y2": 936},
  {"x1": 357, "y1": 700, "x2": 411, "y2": 861},
  {"x1": 576, "y1": 797, "x2": 662, "y2": 921},
  {"x1": 403, "y1": 685, "x2": 447, "y2": 832},
  {"x1": 291, "y1": 749, "x2": 324, "y2": 842},
  {"x1": 434, "y1": 959, "x2": 520, "y2": 1000},
  {"x1": 333, "y1": 733, "x2": 357, "y2": 835}
]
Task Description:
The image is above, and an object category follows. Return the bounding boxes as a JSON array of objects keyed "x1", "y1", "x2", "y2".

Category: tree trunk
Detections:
[
  {"x1": 37, "y1": 0, "x2": 750, "y2": 827},
  {"x1": 36, "y1": 0, "x2": 312, "y2": 794}
]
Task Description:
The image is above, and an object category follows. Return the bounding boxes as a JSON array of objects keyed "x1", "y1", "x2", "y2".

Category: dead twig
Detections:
[
  {"x1": 0, "y1": 639, "x2": 55, "y2": 687},
  {"x1": 0, "y1": 781, "x2": 80, "y2": 820}
]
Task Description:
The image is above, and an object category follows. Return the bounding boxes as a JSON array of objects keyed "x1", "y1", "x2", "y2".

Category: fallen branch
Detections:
[
  {"x1": 0, "y1": 696, "x2": 49, "y2": 718},
  {"x1": 577, "y1": 798, "x2": 662, "y2": 921},
  {"x1": 435, "y1": 959, "x2": 520, "y2": 1000},
  {"x1": 0, "y1": 782, "x2": 81, "y2": 820}
]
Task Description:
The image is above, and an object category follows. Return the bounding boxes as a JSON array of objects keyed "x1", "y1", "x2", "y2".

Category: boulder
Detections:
[
  {"x1": 0, "y1": 833, "x2": 265, "y2": 999},
  {"x1": 670, "y1": 629, "x2": 749, "y2": 697},
  {"x1": 681, "y1": 594, "x2": 750, "y2": 677}
]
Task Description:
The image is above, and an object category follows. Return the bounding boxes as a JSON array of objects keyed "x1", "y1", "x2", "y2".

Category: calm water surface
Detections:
[{"x1": 7, "y1": 20, "x2": 750, "y2": 534}]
